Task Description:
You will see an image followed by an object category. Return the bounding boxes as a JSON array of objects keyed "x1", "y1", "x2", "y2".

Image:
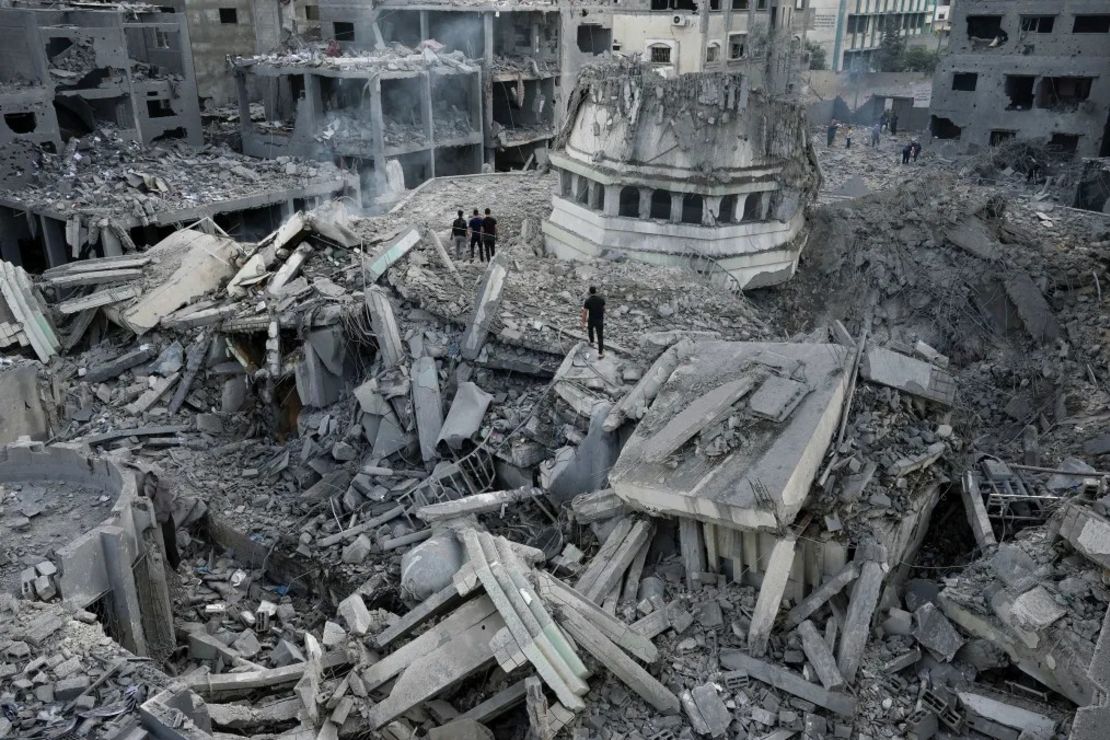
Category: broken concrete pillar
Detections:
[
  {"x1": 438, "y1": 381, "x2": 493, "y2": 450},
  {"x1": 366, "y1": 287, "x2": 404, "y2": 369},
  {"x1": 411, "y1": 356, "x2": 444, "y2": 464},
  {"x1": 798, "y1": 620, "x2": 844, "y2": 690},
  {"x1": 101, "y1": 525, "x2": 148, "y2": 657},
  {"x1": 747, "y1": 536, "x2": 797, "y2": 657},
  {"x1": 461, "y1": 251, "x2": 508, "y2": 361},
  {"x1": 836, "y1": 558, "x2": 884, "y2": 683}
]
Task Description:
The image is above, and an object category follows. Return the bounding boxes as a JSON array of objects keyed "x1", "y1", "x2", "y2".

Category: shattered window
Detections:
[
  {"x1": 706, "y1": 42, "x2": 720, "y2": 63},
  {"x1": 1019, "y1": 16, "x2": 1055, "y2": 34},
  {"x1": 729, "y1": 33, "x2": 746, "y2": 59}
]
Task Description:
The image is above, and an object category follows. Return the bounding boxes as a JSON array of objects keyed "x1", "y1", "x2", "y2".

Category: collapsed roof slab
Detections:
[{"x1": 610, "y1": 340, "x2": 851, "y2": 531}]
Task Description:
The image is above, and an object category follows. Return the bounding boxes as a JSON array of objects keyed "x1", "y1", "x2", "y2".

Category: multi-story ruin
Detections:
[
  {"x1": 543, "y1": 63, "x2": 820, "y2": 289},
  {"x1": 929, "y1": 0, "x2": 1110, "y2": 156},
  {"x1": 0, "y1": 1, "x2": 202, "y2": 150}
]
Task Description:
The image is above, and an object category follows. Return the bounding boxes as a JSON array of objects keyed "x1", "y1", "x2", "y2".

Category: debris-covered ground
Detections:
[{"x1": 1, "y1": 111, "x2": 1108, "y2": 740}]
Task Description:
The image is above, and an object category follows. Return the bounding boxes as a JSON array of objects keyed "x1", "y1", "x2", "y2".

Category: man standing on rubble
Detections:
[
  {"x1": 870, "y1": 121, "x2": 881, "y2": 147},
  {"x1": 481, "y1": 207, "x2": 497, "y2": 261},
  {"x1": 468, "y1": 208, "x2": 484, "y2": 261},
  {"x1": 890, "y1": 112, "x2": 899, "y2": 136},
  {"x1": 451, "y1": 210, "x2": 468, "y2": 260},
  {"x1": 581, "y1": 286, "x2": 606, "y2": 358}
]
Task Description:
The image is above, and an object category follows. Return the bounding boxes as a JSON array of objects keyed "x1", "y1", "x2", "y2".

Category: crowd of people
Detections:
[{"x1": 825, "y1": 110, "x2": 922, "y2": 164}]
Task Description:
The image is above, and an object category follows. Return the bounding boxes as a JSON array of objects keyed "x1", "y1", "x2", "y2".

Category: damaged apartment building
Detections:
[
  {"x1": 929, "y1": 0, "x2": 1110, "y2": 156},
  {"x1": 232, "y1": 0, "x2": 570, "y2": 198}
]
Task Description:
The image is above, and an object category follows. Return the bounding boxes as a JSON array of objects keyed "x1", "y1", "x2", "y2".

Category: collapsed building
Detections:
[
  {"x1": 929, "y1": 0, "x2": 1110, "y2": 156},
  {"x1": 543, "y1": 63, "x2": 819, "y2": 289},
  {"x1": 0, "y1": 1, "x2": 202, "y2": 151}
]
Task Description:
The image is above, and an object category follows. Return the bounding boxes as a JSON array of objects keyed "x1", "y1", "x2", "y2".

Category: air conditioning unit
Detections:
[{"x1": 672, "y1": 15, "x2": 689, "y2": 27}]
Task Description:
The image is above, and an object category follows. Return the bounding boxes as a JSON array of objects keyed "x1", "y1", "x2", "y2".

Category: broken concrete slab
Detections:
[
  {"x1": 366, "y1": 286, "x2": 405, "y2": 370},
  {"x1": 1003, "y1": 272, "x2": 1060, "y2": 344},
  {"x1": 364, "y1": 228, "x2": 421, "y2": 283},
  {"x1": 681, "y1": 682, "x2": 731, "y2": 737},
  {"x1": 336, "y1": 594, "x2": 372, "y2": 636},
  {"x1": 719, "y1": 651, "x2": 857, "y2": 716},
  {"x1": 1055, "y1": 503, "x2": 1110, "y2": 569},
  {"x1": 604, "y1": 338, "x2": 692, "y2": 431},
  {"x1": 438, "y1": 381, "x2": 493, "y2": 450},
  {"x1": 1009, "y1": 586, "x2": 1065, "y2": 632},
  {"x1": 913, "y1": 603, "x2": 965, "y2": 662},
  {"x1": 640, "y1": 374, "x2": 758, "y2": 463},
  {"x1": 0, "y1": 365, "x2": 48, "y2": 444},
  {"x1": 798, "y1": 619, "x2": 844, "y2": 690},
  {"x1": 861, "y1": 346, "x2": 956, "y2": 406},
  {"x1": 611, "y1": 341, "x2": 851, "y2": 530}
]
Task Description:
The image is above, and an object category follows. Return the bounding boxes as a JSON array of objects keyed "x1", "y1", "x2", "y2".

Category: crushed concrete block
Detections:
[
  {"x1": 337, "y1": 594, "x2": 372, "y2": 636},
  {"x1": 1009, "y1": 586, "x2": 1065, "y2": 632},
  {"x1": 882, "y1": 608, "x2": 914, "y2": 636},
  {"x1": 342, "y1": 534, "x2": 373, "y2": 564},
  {"x1": 54, "y1": 675, "x2": 90, "y2": 701},
  {"x1": 861, "y1": 346, "x2": 956, "y2": 406},
  {"x1": 438, "y1": 381, "x2": 493, "y2": 450},
  {"x1": 913, "y1": 603, "x2": 965, "y2": 662},
  {"x1": 271, "y1": 638, "x2": 305, "y2": 667},
  {"x1": 322, "y1": 621, "x2": 347, "y2": 648},
  {"x1": 232, "y1": 630, "x2": 261, "y2": 659},
  {"x1": 427, "y1": 718, "x2": 495, "y2": 740},
  {"x1": 682, "y1": 682, "x2": 731, "y2": 736}
]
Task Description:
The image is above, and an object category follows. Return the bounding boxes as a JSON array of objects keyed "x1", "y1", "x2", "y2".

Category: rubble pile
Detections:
[
  {"x1": 232, "y1": 42, "x2": 478, "y2": 75},
  {"x1": 0, "y1": 128, "x2": 345, "y2": 227}
]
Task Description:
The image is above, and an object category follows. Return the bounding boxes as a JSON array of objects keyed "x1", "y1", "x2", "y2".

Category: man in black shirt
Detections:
[
  {"x1": 451, "y1": 210, "x2": 468, "y2": 260},
  {"x1": 468, "y1": 208, "x2": 484, "y2": 261},
  {"x1": 580, "y1": 285, "x2": 606, "y2": 358},
  {"x1": 481, "y1": 208, "x2": 497, "y2": 261}
]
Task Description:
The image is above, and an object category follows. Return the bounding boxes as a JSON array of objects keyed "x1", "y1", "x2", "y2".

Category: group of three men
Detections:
[{"x1": 451, "y1": 208, "x2": 498, "y2": 262}]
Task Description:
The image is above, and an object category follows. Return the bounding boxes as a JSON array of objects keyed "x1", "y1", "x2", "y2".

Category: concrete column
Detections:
[
  {"x1": 737, "y1": 193, "x2": 750, "y2": 222},
  {"x1": 101, "y1": 525, "x2": 149, "y2": 656},
  {"x1": 569, "y1": 173, "x2": 581, "y2": 202},
  {"x1": 235, "y1": 74, "x2": 251, "y2": 144},
  {"x1": 421, "y1": 72, "x2": 434, "y2": 150},
  {"x1": 603, "y1": 184, "x2": 621, "y2": 217},
  {"x1": 482, "y1": 12, "x2": 495, "y2": 166},
  {"x1": 704, "y1": 195, "x2": 721, "y2": 226},
  {"x1": 303, "y1": 74, "x2": 323, "y2": 129},
  {"x1": 419, "y1": 10, "x2": 429, "y2": 41},
  {"x1": 748, "y1": 536, "x2": 797, "y2": 657},
  {"x1": 587, "y1": 180, "x2": 602, "y2": 211},
  {"x1": 669, "y1": 193, "x2": 683, "y2": 224},
  {"x1": 638, "y1": 187, "x2": 652, "y2": 219},
  {"x1": 40, "y1": 215, "x2": 67, "y2": 268},
  {"x1": 558, "y1": 168, "x2": 571, "y2": 197},
  {"x1": 369, "y1": 77, "x2": 387, "y2": 192},
  {"x1": 470, "y1": 71, "x2": 483, "y2": 138}
]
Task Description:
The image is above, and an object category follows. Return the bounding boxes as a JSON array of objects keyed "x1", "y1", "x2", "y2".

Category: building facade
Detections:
[
  {"x1": 807, "y1": 0, "x2": 936, "y2": 71},
  {"x1": 929, "y1": 0, "x2": 1110, "y2": 157},
  {"x1": 0, "y1": 3, "x2": 203, "y2": 151}
]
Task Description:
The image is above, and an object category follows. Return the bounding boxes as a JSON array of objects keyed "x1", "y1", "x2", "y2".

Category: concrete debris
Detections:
[{"x1": 0, "y1": 24, "x2": 1107, "y2": 740}]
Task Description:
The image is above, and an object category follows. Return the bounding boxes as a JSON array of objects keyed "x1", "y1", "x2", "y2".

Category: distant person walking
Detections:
[
  {"x1": 580, "y1": 286, "x2": 606, "y2": 358},
  {"x1": 481, "y1": 208, "x2": 497, "y2": 261},
  {"x1": 901, "y1": 142, "x2": 912, "y2": 164},
  {"x1": 467, "y1": 208, "x2": 484, "y2": 261},
  {"x1": 910, "y1": 140, "x2": 922, "y2": 162},
  {"x1": 826, "y1": 120, "x2": 839, "y2": 147},
  {"x1": 870, "y1": 122, "x2": 881, "y2": 147},
  {"x1": 844, "y1": 125, "x2": 853, "y2": 148},
  {"x1": 451, "y1": 210, "x2": 468, "y2": 260},
  {"x1": 889, "y1": 112, "x2": 899, "y2": 136},
  {"x1": 880, "y1": 110, "x2": 890, "y2": 132}
]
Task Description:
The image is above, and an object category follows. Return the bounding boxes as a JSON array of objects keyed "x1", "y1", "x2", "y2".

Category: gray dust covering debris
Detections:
[{"x1": 1, "y1": 2, "x2": 1109, "y2": 740}]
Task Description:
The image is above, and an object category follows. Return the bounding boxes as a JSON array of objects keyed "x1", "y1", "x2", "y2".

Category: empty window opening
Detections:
[
  {"x1": 146, "y1": 99, "x2": 175, "y2": 118},
  {"x1": 1004, "y1": 75, "x2": 1035, "y2": 110},
  {"x1": 305, "y1": 5, "x2": 319, "y2": 21},
  {"x1": 574, "y1": 177, "x2": 590, "y2": 206},
  {"x1": 931, "y1": 116, "x2": 962, "y2": 140},
  {"x1": 577, "y1": 24, "x2": 611, "y2": 54},
  {"x1": 1073, "y1": 15, "x2": 1110, "y2": 33},
  {"x1": 718, "y1": 194, "x2": 737, "y2": 224},
  {"x1": 1037, "y1": 77, "x2": 1093, "y2": 109},
  {"x1": 672, "y1": 0, "x2": 697, "y2": 10},
  {"x1": 741, "y1": 193, "x2": 762, "y2": 223},
  {"x1": 649, "y1": 190, "x2": 671, "y2": 220},
  {"x1": 649, "y1": 44, "x2": 672, "y2": 64},
  {"x1": 1049, "y1": 133, "x2": 1079, "y2": 154},
  {"x1": 618, "y1": 186, "x2": 639, "y2": 217},
  {"x1": 989, "y1": 130, "x2": 1015, "y2": 146},
  {"x1": 1020, "y1": 16, "x2": 1054, "y2": 34},
  {"x1": 154, "y1": 29, "x2": 171, "y2": 49},
  {"x1": 334, "y1": 22, "x2": 355, "y2": 42},
  {"x1": 651, "y1": 0, "x2": 669, "y2": 10},
  {"x1": 4, "y1": 112, "x2": 37, "y2": 134},
  {"x1": 952, "y1": 73, "x2": 978, "y2": 91},
  {"x1": 729, "y1": 33, "x2": 746, "y2": 59},
  {"x1": 732, "y1": 0, "x2": 749, "y2": 9},
  {"x1": 681, "y1": 194, "x2": 703, "y2": 224},
  {"x1": 966, "y1": 15, "x2": 1005, "y2": 42},
  {"x1": 710, "y1": 0, "x2": 721, "y2": 10},
  {"x1": 219, "y1": 8, "x2": 238, "y2": 24},
  {"x1": 706, "y1": 42, "x2": 720, "y2": 63},
  {"x1": 757, "y1": 0, "x2": 767, "y2": 9}
]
